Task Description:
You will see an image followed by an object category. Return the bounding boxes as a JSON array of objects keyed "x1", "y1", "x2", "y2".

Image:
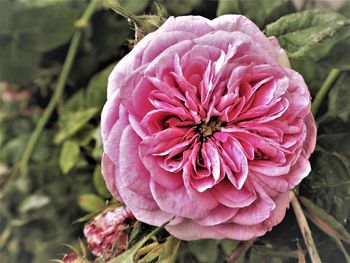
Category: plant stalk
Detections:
[
  {"x1": 1, "y1": 0, "x2": 100, "y2": 192},
  {"x1": 290, "y1": 191, "x2": 322, "y2": 263},
  {"x1": 311, "y1": 68, "x2": 340, "y2": 116},
  {"x1": 226, "y1": 239, "x2": 255, "y2": 263}
]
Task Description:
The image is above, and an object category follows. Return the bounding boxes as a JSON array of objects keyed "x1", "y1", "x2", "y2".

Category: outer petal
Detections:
[{"x1": 302, "y1": 113, "x2": 317, "y2": 159}]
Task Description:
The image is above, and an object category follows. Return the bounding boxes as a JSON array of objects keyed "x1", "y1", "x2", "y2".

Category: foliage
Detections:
[{"x1": 0, "y1": 0, "x2": 349, "y2": 262}]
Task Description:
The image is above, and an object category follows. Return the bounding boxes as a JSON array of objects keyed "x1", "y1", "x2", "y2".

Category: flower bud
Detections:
[{"x1": 83, "y1": 206, "x2": 134, "y2": 259}]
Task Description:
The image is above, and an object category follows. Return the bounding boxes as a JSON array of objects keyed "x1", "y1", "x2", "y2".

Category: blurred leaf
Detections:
[
  {"x1": 318, "y1": 133, "x2": 350, "y2": 159},
  {"x1": 116, "y1": 0, "x2": 150, "y2": 14},
  {"x1": 0, "y1": 0, "x2": 85, "y2": 84},
  {"x1": 59, "y1": 140, "x2": 80, "y2": 174},
  {"x1": 217, "y1": 0, "x2": 292, "y2": 28},
  {"x1": 265, "y1": 10, "x2": 350, "y2": 59},
  {"x1": 220, "y1": 239, "x2": 239, "y2": 256},
  {"x1": 72, "y1": 124, "x2": 96, "y2": 146},
  {"x1": 89, "y1": 12, "x2": 129, "y2": 62},
  {"x1": 1, "y1": 134, "x2": 29, "y2": 164},
  {"x1": 321, "y1": 72, "x2": 350, "y2": 122},
  {"x1": 93, "y1": 165, "x2": 111, "y2": 198},
  {"x1": 188, "y1": 239, "x2": 219, "y2": 263},
  {"x1": 164, "y1": 0, "x2": 201, "y2": 15},
  {"x1": 299, "y1": 196, "x2": 350, "y2": 244},
  {"x1": 55, "y1": 107, "x2": 99, "y2": 144},
  {"x1": 158, "y1": 236, "x2": 181, "y2": 263},
  {"x1": 63, "y1": 90, "x2": 87, "y2": 112},
  {"x1": 86, "y1": 64, "x2": 115, "y2": 108},
  {"x1": 19, "y1": 194, "x2": 50, "y2": 213},
  {"x1": 78, "y1": 193, "x2": 105, "y2": 213}
]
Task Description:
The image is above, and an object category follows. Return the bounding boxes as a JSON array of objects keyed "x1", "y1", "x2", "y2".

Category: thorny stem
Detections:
[
  {"x1": 311, "y1": 68, "x2": 340, "y2": 116},
  {"x1": 290, "y1": 191, "x2": 322, "y2": 263},
  {"x1": 0, "y1": 0, "x2": 100, "y2": 192},
  {"x1": 226, "y1": 239, "x2": 255, "y2": 263}
]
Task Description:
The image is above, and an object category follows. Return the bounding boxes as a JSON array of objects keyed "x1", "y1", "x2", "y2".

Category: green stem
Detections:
[
  {"x1": 1, "y1": 0, "x2": 100, "y2": 191},
  {"x1": 333, "y1": 237, "x2": 350, "y2": 263},
  {"x1": 311, "y1": 69, "x2": 340, "y2": 116},
  {"x1": 290, "y1": 191, "x2": 322, "y2": 263}
]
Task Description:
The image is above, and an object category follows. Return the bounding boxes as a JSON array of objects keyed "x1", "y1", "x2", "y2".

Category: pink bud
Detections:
[{"x1": 83, "y1": 206, "x2": 134, "y2": 259}]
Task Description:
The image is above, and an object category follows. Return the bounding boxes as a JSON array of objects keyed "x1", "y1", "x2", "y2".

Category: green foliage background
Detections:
[{"x1": 0, "y1": 0, "x2": 349, "y2": 262}]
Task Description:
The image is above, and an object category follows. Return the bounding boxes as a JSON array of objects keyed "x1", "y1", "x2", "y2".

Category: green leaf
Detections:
[
  {"x1": 299, "y1": 196, "x2": 350, "y2": 244},
  {"x1": 59, "y1": 140, "x2": 80, "y2": 174},
  {"x1": 300, "y1": 150, "x2": 350, "y2": 224},
  {"x1": 78, "y1": 193, "x2": 105, "y2": 213},
  {"x1": 88, "y1": 12, "x2": 129, "y2": 62},
  {"x1": 54, "y1": 107, "x2": 99, "y2": 144},
  {"x1": 86, "y1": 64, "x2": 115, "y2": 108},
  {"x1": 322, "y1": 72, "x2": 350, "y2": 122},
  {"x1": 217, "y1": 0, "x2": 293, "y2": 28},
  {"x1": 220, "y1": 239, "x2": 239, "y2": 256},
  {"x1": 108, "y1": 222, "x2": 169, "y2": 263},
  {"x1": 116, "y1": 0, "x2": 150, "y2": 14},
  {"x1": 93, "y1": 165, "x2": 111, "y2": 198},
  {"x1": 137, "y1": 244, "x2": 163, "y2": 263},
  {"x1": 19, "y1": 194, "x2": 50, "y2": 213},
  {"x1": 164, "y1": 0, "x2": 201, "y2": 15},
  {"x1": 320, "y1": 36, "x2": 350, "y2": 70},
  {"x1": 0, "y1": 0, "x2": 85, "y2": 84},
  {"x1": 265, "y1": 10, "x2": 350, "y2": 59},
  {"x1": 188, "y1": 239, "x2": 219, "y2": 263},
  {"x1": 158, "y1": 236, "x2": 181, "y2": 263},
  {"x1": 129, "y1": 221, "x2": 142, "y2": 243}
]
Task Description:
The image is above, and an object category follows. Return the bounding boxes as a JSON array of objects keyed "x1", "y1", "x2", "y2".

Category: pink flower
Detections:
[
  {"x1": 83, "y1": 207, "x2": 134, "y2": 259},
  {"x1": 101, "y1": 15, "x2": 316, "y2": 240}
]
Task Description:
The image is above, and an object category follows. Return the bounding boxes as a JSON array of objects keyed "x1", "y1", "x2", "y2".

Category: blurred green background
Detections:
[{"x1": 0, "y1": 0, "x2": 349, "y2": 262}]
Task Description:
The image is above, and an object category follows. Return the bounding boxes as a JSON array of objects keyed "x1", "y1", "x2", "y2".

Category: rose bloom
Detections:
[{"x1": 101, "y1": 15, "x2": 316, "y2": 240}]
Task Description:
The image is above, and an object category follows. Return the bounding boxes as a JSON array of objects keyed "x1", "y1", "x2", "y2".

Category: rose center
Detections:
[{"x1": 197, "y1": 118, "x2": 224, "y2": 141}]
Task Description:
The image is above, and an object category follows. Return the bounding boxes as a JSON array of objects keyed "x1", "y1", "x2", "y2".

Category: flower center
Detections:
[{"x1": 198, "y1": 118, "x2": 224, "y2": 141}]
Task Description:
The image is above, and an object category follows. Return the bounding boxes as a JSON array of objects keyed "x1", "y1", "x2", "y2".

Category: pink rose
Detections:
[{"x1": 101, "y1": 15, "x2": 316, "y2": 240}]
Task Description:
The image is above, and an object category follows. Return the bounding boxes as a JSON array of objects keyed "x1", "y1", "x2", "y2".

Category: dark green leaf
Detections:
[
  {"x1": 117, "y1": 0, "x2": 150, "y2": 14},
  {"x1": 59, "y1": 140, "x2": 80, "y2": 174},
  {"x1": 300, "y1": 150, "x2": 350, "y2": 224},
  {"x1": 0, "y1": 1, "x2": 85, "y2": 84},
  {"x1": 188, "y1": 239, "x2": 219, "y2": 263},
  {"x1": 129, "y1": 221, "x2": 142, "y2": 243},
  {"x1": 217, "y1": 0, "x2": 292, "y2": 28},
  {"x1": 165, "y1": 0, "x2": 202, "y2": 15},
  {"x1": 265, "y1": 10, "x2": 350, "y2": 59},
  {"x1": 78, "y1": 193, "x2": 105, "y2": 213},
  {"x1": 320, "y1": 36, "x2": 350, "y2": 70},
  {"x1": 220, "y1": 239, "x2": 239, "y2": 256}
]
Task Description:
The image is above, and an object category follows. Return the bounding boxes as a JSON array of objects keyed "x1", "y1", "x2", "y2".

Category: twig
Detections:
[
  {"x1": 290, "y1": 191, "x2": 322, "y2": 263},
  {"x1": 226, "y1": 239, "x2": 255, "y2": 263},
  {"x1": 0, "y1": 0, "x2": 100, "y2": 193},
  {"x1": 311, "y1": 68, "x2": 340, "y2": 116}
]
